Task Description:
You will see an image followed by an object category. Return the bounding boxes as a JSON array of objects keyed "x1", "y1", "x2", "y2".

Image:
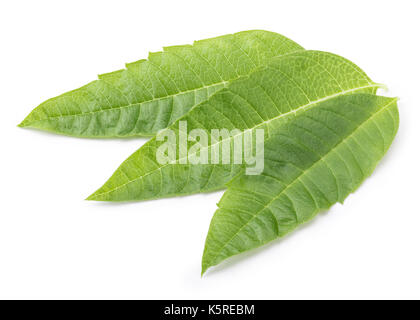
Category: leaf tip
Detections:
[
  {"x1": 85, "y1": 191, "x2": 100, "y2": 201},
  {"x1": 201, "y1": 265, "x2": 208, "y2": 277},
  {"x1": 201, "y1": 256, "x2": 213, "y2": 276},
  {"x1": 18, "y1": 118, "x2": 29, "y2": 128},
  {"x1": 86, "y1": 187, "x2": 110, "y2": 201}
]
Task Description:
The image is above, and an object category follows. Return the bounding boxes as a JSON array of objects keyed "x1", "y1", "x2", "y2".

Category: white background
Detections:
[{"x1": 0, "y1": 0, "x2": 419, "y2": 299}]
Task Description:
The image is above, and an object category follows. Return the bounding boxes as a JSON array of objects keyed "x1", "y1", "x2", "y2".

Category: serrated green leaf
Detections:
[
  {"x1": 19, "y1": 30, "x2": 303, "y2": 138},
  {"x1": 201, "y1": 94, "x2": 399, "y2": 274},
  {"x1": 88, "y1": 50, "x2": 382, "y2": 202}
]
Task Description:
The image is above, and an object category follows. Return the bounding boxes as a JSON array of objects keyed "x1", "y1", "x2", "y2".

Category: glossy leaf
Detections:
[
  {"x1": 88, "y1": 51, "x2": 382, "y2": 201},
  {"x1": 201, "y1": 94, "x2": 399, "y2": 274},
  {"x1": 19, "y1": 30, "x2": 303, "y2": 137}
]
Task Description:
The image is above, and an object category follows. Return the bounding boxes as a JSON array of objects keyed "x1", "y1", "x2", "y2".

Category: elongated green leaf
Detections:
[
  {"x1": 18, "y1": 30, "x2": 303, "y2": 137},
  {"x1": 201, "y1": 94, "x2": 399, "y2": 274},
  {"x1": 88, "y1": 51, "x2": 382, "y2": 202}
]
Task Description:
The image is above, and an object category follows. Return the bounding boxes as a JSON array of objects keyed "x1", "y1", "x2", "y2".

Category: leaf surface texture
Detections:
[
  {"x1": 201, "y1": 94, "x2": 399, "y2": 274},
  {"x1": 19, "y1": 30, "x2": 302, "y2": 137},
  {"x1": 88, "y1": 51, "x2": 381, "y2": 201}
]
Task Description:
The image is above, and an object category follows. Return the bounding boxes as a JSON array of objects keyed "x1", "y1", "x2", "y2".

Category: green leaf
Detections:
[
  {"x1": 201, "y1": 93, "x2": 399, "y2": 274},
  {"x1": 88, "y1": 50, "x2": 382, "y2": 202},
  {"x1": 18, "y1": 30, "x2": 303, "y2": 138}
]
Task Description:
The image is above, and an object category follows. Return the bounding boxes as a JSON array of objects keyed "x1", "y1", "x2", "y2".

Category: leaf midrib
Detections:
[
  {"x1": 24, "y1": 80, "x2": 231, "y2": 124},
  {"x1": 90, "y1": 83, "x2": 380, "y2": 199}
]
